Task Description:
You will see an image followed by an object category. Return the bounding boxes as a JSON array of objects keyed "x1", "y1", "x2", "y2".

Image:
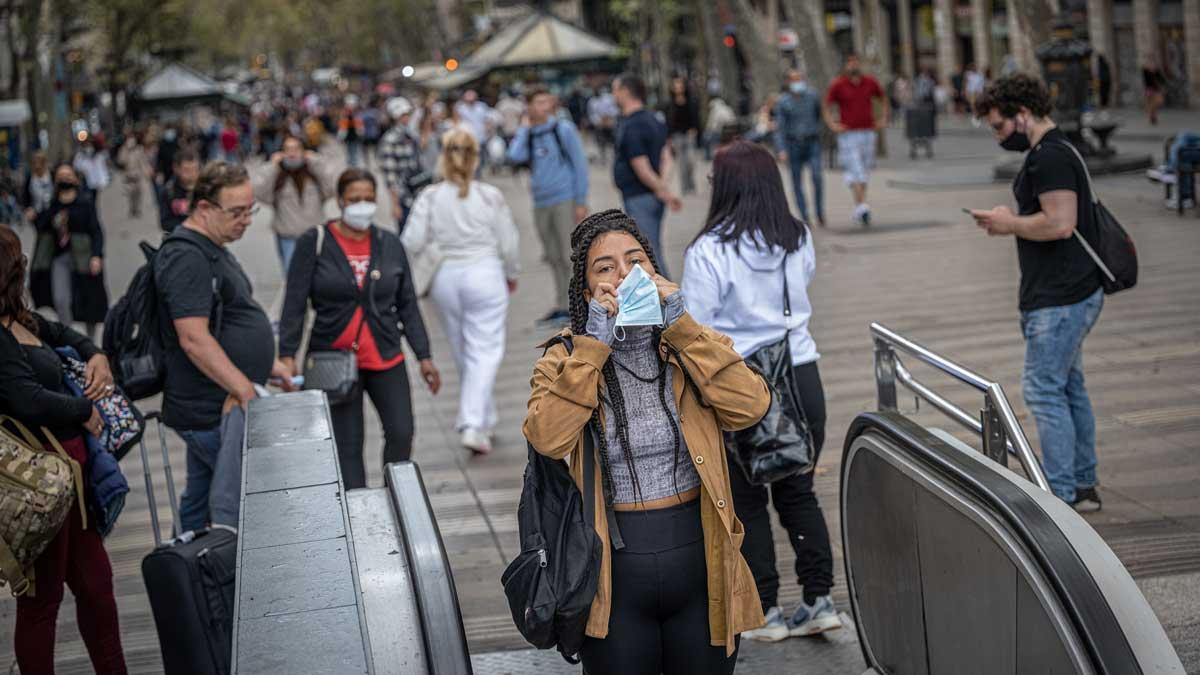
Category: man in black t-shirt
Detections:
[
  {"x1": 969, "y1": 75, "x2": 1104, "y2": 511},
  {"x1": 155, "y1": 160, "x2": 294, "y2": 530},
  {"x1": 612, "y1": 74, "x2": 680, "y2": 274}
]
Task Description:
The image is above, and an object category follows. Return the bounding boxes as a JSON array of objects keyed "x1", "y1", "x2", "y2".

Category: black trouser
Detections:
[
  {"x1": 581, "y1": 500, "x2": 738, "y2": 675},
  {"x1": 728, "y1": 360, "x2": 833, "y2": 611},
  {"x1": 329, "y1": 363, "x2": 415, "y2": 489}
]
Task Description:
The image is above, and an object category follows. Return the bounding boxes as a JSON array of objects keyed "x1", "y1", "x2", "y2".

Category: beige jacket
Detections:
[
  {"x1": 252, "y1": 157, "x2": 337, "y2": 239},
  {"x1": 523, "y1": 313, "x2": 770, "y2": 655}
]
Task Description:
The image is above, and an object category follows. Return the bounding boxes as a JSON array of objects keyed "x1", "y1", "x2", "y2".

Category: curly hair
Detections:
[
  {"x1": 0, "y1": 226, "x2": 37, "y2": 334},
  {"x1": 567, "y1": 210, "x2": 686, "y2": 508},
  {"x1": 974, "y1": 73, "x2": 1053, "y2": 118}
]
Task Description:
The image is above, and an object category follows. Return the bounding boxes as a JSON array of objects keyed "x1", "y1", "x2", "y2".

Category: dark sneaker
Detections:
[{"x1": 1071, "y1": 486, "x2": 1102, "y2": 512}]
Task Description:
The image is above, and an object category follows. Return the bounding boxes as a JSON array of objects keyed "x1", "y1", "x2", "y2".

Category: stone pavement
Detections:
[{"x1": 3, "y1": 119, "x2": 1199, "y2": 672}]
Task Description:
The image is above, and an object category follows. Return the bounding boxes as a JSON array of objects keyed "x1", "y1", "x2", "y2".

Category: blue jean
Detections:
[
  {"x1": 622, "y1": 192, "x2": 668, "y2": 278},
  {"x1": 176, "y1": 408, "x2": 245, "y2": 531},
  {"x1": 1020, "y1": 289, "x2": 1104, "y2": 502},
  {"x1": 786, "y1": 137, "x2": 825, "y2": 223},
  {"x1": 276, "y1": 234, "x2": 297, "y2": 276}
]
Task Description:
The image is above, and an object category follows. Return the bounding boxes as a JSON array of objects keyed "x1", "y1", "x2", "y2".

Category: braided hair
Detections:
[{"x1": 567, "y1": 210, "x2": 685, "y2": 509}]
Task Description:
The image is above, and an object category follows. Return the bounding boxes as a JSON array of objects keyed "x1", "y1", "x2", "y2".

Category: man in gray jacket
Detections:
[{"x1": 775, "y1": 70, "x2": 826, "y2": 227}]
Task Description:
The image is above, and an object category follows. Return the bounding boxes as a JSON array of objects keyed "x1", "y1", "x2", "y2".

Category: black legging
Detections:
[
  {"x1": 581, "y1": 499, "x2": 739, "y2": 675},
  {"x1": 329, "y1": 363, "x2": 415, "y2": 489},
  {"x1": 728, "y1": 360, "x2": 833, "y2": 610}
]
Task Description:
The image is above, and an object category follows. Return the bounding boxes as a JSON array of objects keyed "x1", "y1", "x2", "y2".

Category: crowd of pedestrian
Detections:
[{"x1": 0, "y1": 56, "x2": 1123, "y2": 675}]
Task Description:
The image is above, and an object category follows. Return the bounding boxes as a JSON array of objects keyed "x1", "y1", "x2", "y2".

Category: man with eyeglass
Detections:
[{"x1": 155, "y1": 160, "x2": 295, "y2": 531}]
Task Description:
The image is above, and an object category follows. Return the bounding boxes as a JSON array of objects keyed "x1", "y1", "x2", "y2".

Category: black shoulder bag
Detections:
[
  {"x1": 723, "y1": 252, "x2": 815, "y2": 485},
  {"x1": 302, "y1": 225, "x2": 364, "y2": 405},
  {"x1": 502, "y1": 335, "x2": 603, "y2": 663},
  {"x1": 1055, "y1": 140, "x2": 1138, "y2": 294}
]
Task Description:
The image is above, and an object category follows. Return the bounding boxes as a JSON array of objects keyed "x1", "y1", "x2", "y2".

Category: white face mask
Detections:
[{"x1": 342, "y1": 201, "x2": 376, "y2": 230}]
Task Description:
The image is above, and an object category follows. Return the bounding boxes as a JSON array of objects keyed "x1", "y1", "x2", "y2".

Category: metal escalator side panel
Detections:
[
  {"x1": 842, "y1": 432, "x2": 1091, "y2": 675},
  {"x1": 386, "y1": 461, "x2": 473, "y2": 675},
  {"x1": 841, "y1": 411, "x2": 1149, "y2": 674},
  {"x1": 346, "y1": 488, "x2": 430, "y2": 674}
]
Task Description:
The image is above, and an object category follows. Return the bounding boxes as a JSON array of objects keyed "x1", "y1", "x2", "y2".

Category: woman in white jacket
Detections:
[
  {"x1": 681, "y1": 139, "x2": 841, "y2": 643},
  {"x1": 403, "y1": 127, "x2": 520, "y2": 453}
]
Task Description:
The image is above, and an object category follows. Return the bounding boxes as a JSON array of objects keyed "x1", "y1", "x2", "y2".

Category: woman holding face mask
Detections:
[
  {"x1": 29, "y1": 163, "x2": 108, "y2": 340},
  {"x1": 523, "y1": 210, "x2": 771, "y2": 674},
  {"x1": 403, "y1": 128, "x2": 520, "y2": 454},
  {"x1": 279, "y1": 168, "x2": 441, "y2": 489},
  {"x1": 252, "y1": 134, "x2": 336, "y2": 275}
]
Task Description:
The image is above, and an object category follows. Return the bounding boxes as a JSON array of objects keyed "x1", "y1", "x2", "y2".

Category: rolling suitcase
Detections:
[{"x1": 138, "y1": 412, "x2": 237, "y2": 675}]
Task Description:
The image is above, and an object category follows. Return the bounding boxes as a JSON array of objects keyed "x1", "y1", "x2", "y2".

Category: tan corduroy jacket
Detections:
[{"x1": 522, "y1": 312, "x2": 770, "y2": 655}]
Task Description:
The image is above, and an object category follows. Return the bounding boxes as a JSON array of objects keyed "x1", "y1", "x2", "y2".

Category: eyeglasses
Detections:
[{"x1": 208, "y1": 201, "x2": 260, "y2": 219}]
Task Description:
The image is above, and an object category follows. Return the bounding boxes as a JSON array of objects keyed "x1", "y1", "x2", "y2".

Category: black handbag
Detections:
[
  {"x1": 501, "y1": 336, "x2": 602, "y2": 664},
  {"x1": 301, "y1": 225, "x2": 363, "y2": 405},
  {"x1": 1056, "y1": 141, "x2": 1138, "y2": 294},
  {"x1": 723, "y1": 252, "x2": 814, "y2": 485}
]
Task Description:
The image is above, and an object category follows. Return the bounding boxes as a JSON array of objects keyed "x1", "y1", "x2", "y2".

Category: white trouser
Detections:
[{"x1": 429, "y1": 256, "x2": 509, "y2": 432}]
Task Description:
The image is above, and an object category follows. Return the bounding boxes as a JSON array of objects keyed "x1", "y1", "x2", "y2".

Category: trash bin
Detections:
[{"x1": 904, "y1": 104, "x2": 936, "y2": 159}]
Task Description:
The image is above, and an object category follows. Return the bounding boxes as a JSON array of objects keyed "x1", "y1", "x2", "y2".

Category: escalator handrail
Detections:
[
  {"x1": 842, "y1": 411, "x2": 1141, "y2": 675},
  {"x1": 386, "y1": 462, "x2": 473, "y2": 675}
]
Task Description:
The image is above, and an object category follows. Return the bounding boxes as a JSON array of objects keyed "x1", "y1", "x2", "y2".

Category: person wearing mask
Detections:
[
  {"x1": 72, "y1": 140, "x2": 111, "y2": 201},
  {"x1": 681, "y1": 140, "x2": 842, "y2": 642},
  {"x1": 155, "y1": 161, "x2": 295, "y2": 531},
  {"x1": 279, "y1": 169, "x2": 441, "y2": 489},
  {"x1": 378, "y1": 97, "x2": 425, "y2": 230},
  {"x1": 612, "y1": 73, "x2": 680, "y2": 275},
  {"x1": 775, "y1": 70, "x2": 827, "y2": 227},
  {"x1": 21, "y1": 150, "x2": 54, "y2": 223},
  {"x1": 664, "y1": 77, "x2": 701, "y2": 196},
  {"x1": 157, "y1": 149, "x2": 202, "y2": 234},
  {"x1": 968, "y1": 75, "x2": 1105, "y2": 511},
  {"x1": 117, "y1": 132, "x2": 153, "y2": 219},
  {"x1": 523, "y1": 210, "x2": 771, "y2": 674},
  {"x1": 29, "y1": 164, "x2": 107, "y2": 339},
  {"x1": 506, "y1": 85, "x2": 590, "y2": 327},
  {"x1": 252, "y1": 134, "x2": 335, "y2": 275},
  {"x1": 402, "y1": 129, "x2": 519, "y2": 454},
  {"x1": 0, "y1": 225, "x2": 127, "y2": 674},
  {"x1": 822, "y1": 53, "x2": 889, "y2": 227}
]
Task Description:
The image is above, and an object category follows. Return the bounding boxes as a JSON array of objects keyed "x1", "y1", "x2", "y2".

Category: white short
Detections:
[{"x1": 838, "y1": 130, "x2": 877, "y2": 185}]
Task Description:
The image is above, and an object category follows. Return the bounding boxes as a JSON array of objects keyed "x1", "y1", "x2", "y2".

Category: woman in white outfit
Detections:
[{"x1": 403, "y1": 128, "x2": 519, "y2": 454}]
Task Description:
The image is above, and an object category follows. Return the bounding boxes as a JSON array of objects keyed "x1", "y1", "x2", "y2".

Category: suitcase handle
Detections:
[{"x1": 139, "y1": 411, "x2": 182, "y2": 547}]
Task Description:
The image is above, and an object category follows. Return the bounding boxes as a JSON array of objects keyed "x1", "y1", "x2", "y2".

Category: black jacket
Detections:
[
  {"x1": 279, "y1": 222, "x2": 432, "y2": 363},
  {"x1": 0, "y1": 314, "x2": 99, "y2": 435}
]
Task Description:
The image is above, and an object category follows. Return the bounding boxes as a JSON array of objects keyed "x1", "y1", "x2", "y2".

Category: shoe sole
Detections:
[
  {"x1": 743, "y1": 627, "x2": 791, "y2": 643},
  {"x1": 789, "y1": 615, "x2": 844, "y2": 637}
]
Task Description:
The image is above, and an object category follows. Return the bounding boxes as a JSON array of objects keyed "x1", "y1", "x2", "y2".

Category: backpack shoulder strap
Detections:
[
  {"x1": 162, "y1": 234, "x2": 225, "y2": 333},
  {"x1": 1049, "y1": 140, "x2": 1117, "y2": 283},
  {"x1": 1050, "y1": 139, "x2": 1099, "y2": 205},
  {"x1": 315, "y1": 221, "x2": 326, "y2": 256}
]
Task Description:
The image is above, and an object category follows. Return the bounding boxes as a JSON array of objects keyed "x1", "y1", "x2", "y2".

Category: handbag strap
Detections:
[
  {"x1": 0, "y1": 417, "x2": 88, "y2": 534},
  {"x1": 0, "y1": 535, "x2": 31, "y2": 596},
  {"x1": 1051, "y1": 140, "x2": 1118, "y2": 285}
]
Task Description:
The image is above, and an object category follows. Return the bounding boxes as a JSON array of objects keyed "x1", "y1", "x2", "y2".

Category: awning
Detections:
[{"x1": 135, "y1": 63, "x2": 250, "y2": 108}]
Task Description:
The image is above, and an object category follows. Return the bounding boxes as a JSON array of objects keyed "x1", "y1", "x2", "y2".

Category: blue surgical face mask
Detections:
[
  {"x1": 789, "y1": 81, "x2": 808, "y2": 94},
  {"x1": 613, "y1": 263, "x2": 663, "y2": 340}
]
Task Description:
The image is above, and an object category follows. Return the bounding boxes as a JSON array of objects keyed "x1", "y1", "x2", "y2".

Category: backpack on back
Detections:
[
  {"x1": 513, "y1": 122, "x2": 569, "y2": 173},
  {"x1": 104, "y1": 237, "x2": 222, "y2": 401}
]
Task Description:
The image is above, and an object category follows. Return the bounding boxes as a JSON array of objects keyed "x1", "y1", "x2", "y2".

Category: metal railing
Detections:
[{"x1": 871, "y1": 323, "x2": 1051, "y2": 492}]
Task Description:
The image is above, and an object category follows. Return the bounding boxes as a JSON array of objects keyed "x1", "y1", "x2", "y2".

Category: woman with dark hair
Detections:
[
  {"x1": 252, "y1": 134, "x2": 336, "y2": 274},
  {"x1": 29, "y1": 163, "x2": 108, "y2": 339},
  {"x1": 523, "y1": 210, "x2": 770, "y2": 673},
  {"x1": 279, "y1": 168, "x2": 441, "y2": 489},
  {"x1": 0, "y1": 225, "x2": 127, "y2": 673},
  {"x1": 681, "y1": 140, "x2": 841, "y2": 642}
]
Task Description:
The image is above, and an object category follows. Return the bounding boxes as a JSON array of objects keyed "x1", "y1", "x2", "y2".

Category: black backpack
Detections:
[
  {"x1": 1055, "y1": 141, "x2": 1138, "y2": 294},
  {"x1": 501, "y1": 336, "x2": 602, "y2": 663},
  {"x1": 103, "y1": 237, "x2": 222, "y2": 401},
  {"x1": 513, "y1": 122, "x2": 569, "y2": 172}
]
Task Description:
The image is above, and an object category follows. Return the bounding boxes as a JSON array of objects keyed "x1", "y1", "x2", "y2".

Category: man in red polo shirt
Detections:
[{"x1": 823, "y1": 53, "x2": 889, "y2": 227}]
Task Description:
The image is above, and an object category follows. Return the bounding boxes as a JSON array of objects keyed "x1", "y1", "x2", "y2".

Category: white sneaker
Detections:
[
  {"x1": 1165, "y1": 196, "x2": 1195, "y2": 210},
  {"x1": 461, "y1": 428, "x2": 493, "y2": 454},
  {"x1": 1147, "y1": 166, "x2": 1177, "y2": 184},
  {"x1": 788, "y1": 595, "x2": 844, "y2": 636},
  {"x1": 741, "y1": 606, "x2": 790, "y2": 642}
]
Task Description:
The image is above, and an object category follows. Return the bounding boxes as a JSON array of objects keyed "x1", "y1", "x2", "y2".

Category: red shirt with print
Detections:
[
  {"x1": 824, "y1": 75, "x2": 885, "y2": 130},
  {"x1": 329, "y1": 224, "x2": 404, "y2": 371}
]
